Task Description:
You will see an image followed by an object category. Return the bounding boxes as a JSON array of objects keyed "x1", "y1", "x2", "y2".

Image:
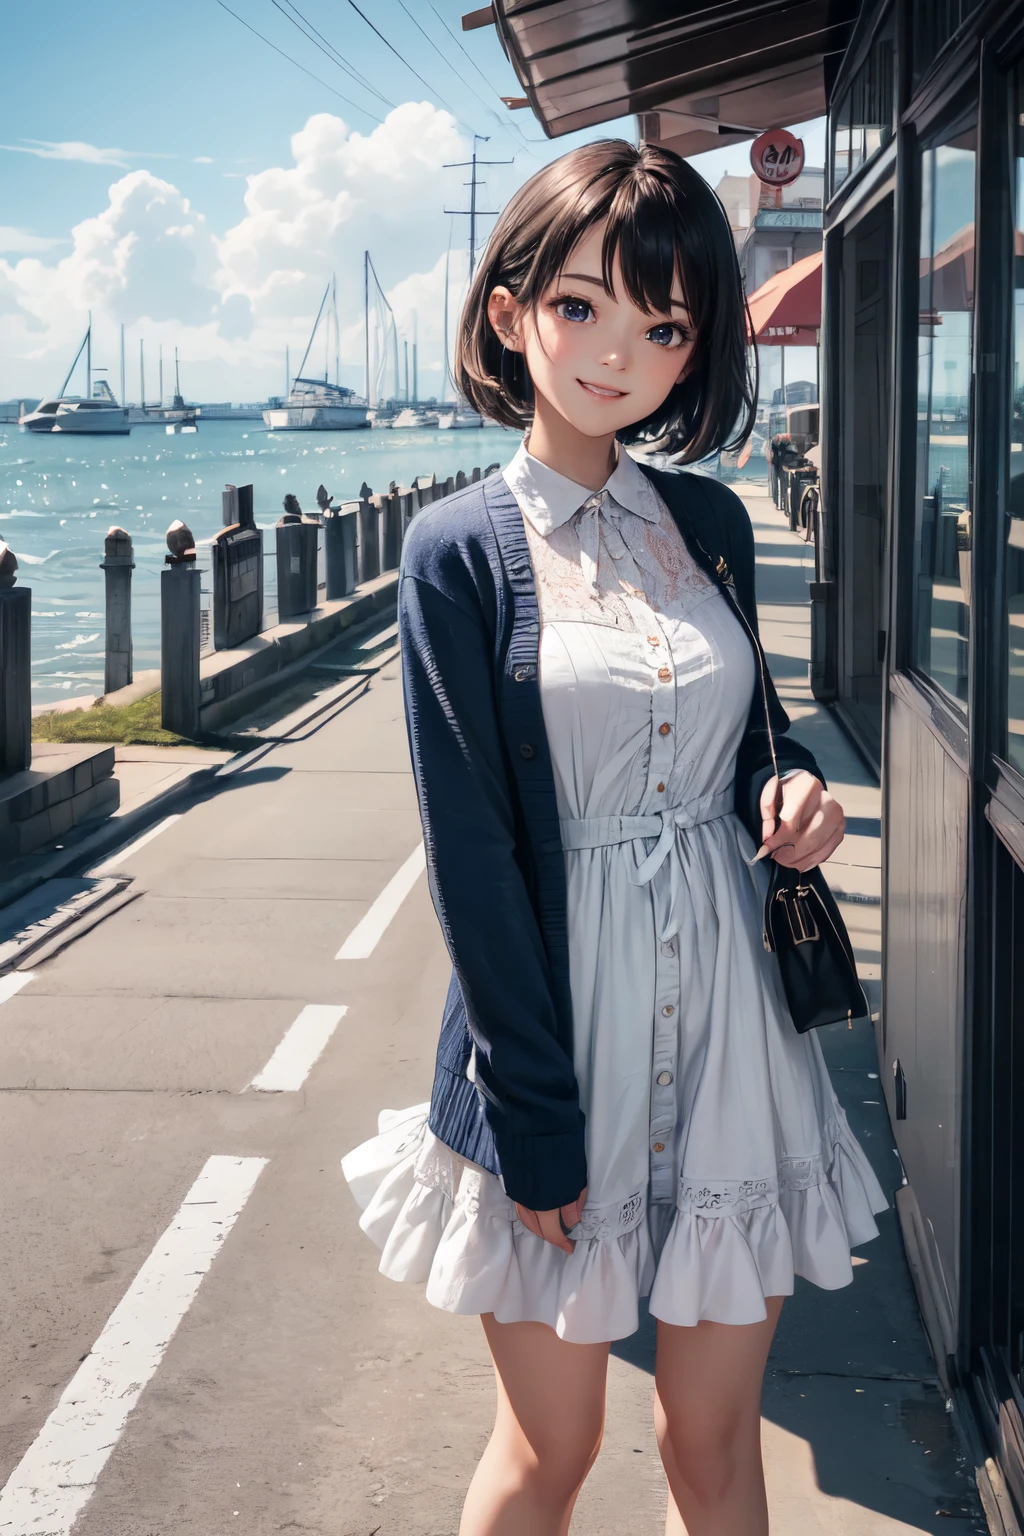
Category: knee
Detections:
[
  {"x1": 659, "y1": 1417, "x2": 743, "y2": 1506},
  {"x1": 514, "y1": 1419, "x2": 603, "y2": 1502}
]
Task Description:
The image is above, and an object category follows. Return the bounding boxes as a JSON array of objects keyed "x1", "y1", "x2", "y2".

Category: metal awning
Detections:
[{"x1": 483, "y1": 1, "x2": 860, "y2": 156}]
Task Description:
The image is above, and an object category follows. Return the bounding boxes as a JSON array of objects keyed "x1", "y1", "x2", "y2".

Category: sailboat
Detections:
[
  {"x1": 20, "y1": 318, "x2": 130, "y2": 435},
  {"x1": 263, "y1": 280, "x2": 369, "y2": 432},
  {"x1": 165, "y1": 349, "x2": 199, "y2": 433}
]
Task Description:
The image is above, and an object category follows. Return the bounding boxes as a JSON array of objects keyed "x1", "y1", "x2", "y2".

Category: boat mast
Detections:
[
  {"x1": 442, "y1": 243, "x2": 450, "y2": 404},
  {"x1": 140, "y1": 339, "x2": 145, "y2": 411},
  {"x1": 159, "y1": 345, "x2": 163, "y2": 409},
  {"x1": 174, "y1": 347, "x2": 182, "y2": 406},
  {"x1": 86, "y1": 313, "x2": 92, "y2": 399},
  {"x1": 120, "y1": 323, "x2": 125, "y2": 407},
  {"x1": 58, "y1": 323, "x2": 91, "y2": 400},
  {"x1": 285, "y1": 346, "x2": 290, "y2": 399},
  {"x1": 364, "y1": 251, "x2": 370, "y2": 406},
  {"x1": 413, "y1": 312, "x2": 418, "y2": 405},
  {"x1": 294, "y1": 283, "x2": 331, "y2": 383},
  {"x1": 332, "y1": 273, "x2": 339, "y2": 387}
]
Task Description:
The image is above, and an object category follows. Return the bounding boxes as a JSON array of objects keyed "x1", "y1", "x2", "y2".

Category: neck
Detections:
[{"x1": 526, "y1": 390, "x2": 618, "y2": 491}]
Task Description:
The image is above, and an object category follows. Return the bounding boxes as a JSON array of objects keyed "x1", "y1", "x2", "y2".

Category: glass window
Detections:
[
  {"x1": 828, "y1": 14, "x2": 894, "y2": 197},
  {"x1": 1006, "y1": 72, "x2": 1024, "y2": 775},
  {"x1": 911, "y1": 123, "x2": 977, "y2": 710}
]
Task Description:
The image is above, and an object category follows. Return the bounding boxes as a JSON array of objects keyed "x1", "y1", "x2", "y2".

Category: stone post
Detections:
[
  {"x1": 161, "y1": 521, "x2": 201, "y2": 739},
  {"x1": 324, "y1": 504, "x2": 359, "y2": 599},
  {"x1": 276, "y1": 508, "x2": 318, "y2": 619},
  {"x1": 455, "y1": 469, "x2": 468, "y2": 491},
  {"x1": 0, "y1": 542, "x2": 30, "y2": 777},
  {"x1": 100, "y1": 526, "x2": 134, "y2": 695},
  {"x1": 358, "y1": 495, "x2": 381, "y2": 583},
  {"x1": 381, "y1": 491, "x2": 402, "y2": 571}
]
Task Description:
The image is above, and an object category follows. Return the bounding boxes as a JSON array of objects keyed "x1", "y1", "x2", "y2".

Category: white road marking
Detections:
[
  {"x1": 0, "y1": 1154, "x2": 267, "y2": 1536},
  {"x1": 335, "y1": 843, "x2": 426, "y2": 959},
  {"x1": 247, "y1": 1004, "x2": 348, "y2": 1092},
  {"x1": 0, "y1": 972, "x2": 35, "y2": 1006},
  {"x1": 91, "y1": 814, "x2": 182, "y2": 875}
]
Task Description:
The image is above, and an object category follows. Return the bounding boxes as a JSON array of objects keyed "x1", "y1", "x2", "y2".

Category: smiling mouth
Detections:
[{"x1": 577, "y1": 380, "x2": 628, "y2": 399}]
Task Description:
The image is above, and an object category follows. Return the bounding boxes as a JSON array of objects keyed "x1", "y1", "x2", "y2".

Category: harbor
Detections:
[{"x1": 0, "y1": 417, "x2": 515, "y2": 704}]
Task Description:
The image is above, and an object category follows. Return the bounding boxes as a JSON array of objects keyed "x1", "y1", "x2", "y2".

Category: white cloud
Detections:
[
  {"x1": 0, "y1": 105, "x2": 479, "y2": 400},
  {"x1": 193, "y1": 156, "x2": 214, "y2": 164},
  {"x1": 0, "y1": 139, "x2": 175, "y2": 168},
  {"x1": 0, "y1": 226, "x2": 66, "y2": 254}
]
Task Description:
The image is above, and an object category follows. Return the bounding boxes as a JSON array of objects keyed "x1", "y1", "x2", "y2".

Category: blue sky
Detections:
[{"x1": 0, "y1": 1, "x2": 824, "y2": 400}]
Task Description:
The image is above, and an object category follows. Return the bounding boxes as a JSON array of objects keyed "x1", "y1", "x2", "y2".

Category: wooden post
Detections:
[
  {"x1": 160, "y1": 523, "x2": 200, "y2": 738},
  {"x1": 100, "y1": 526, "x2": 134, "y2": 695},
  {"x1": 455, "y1": 469, "x2": 468, "y2": 490},
  {"x1": 0, "y1": 542, "x2": 30, "y2": 777}
]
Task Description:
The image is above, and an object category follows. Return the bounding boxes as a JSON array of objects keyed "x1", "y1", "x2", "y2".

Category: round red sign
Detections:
[{"x1": 750, "y1": 128, "x2": 805, "y2": 187}]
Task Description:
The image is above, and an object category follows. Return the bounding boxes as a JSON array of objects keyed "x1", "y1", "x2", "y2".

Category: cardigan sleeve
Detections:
[
  {"x1": 706, "y1": 481, "x2": 826, "y2": 840},
  {"x1": 399, "y1": 568, "x2": 588, "y2": 1212}
]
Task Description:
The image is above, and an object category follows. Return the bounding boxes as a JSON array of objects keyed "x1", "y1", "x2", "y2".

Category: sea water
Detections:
[{"x1": 0, "y1": 419, "x2": 515, "y2": 705}]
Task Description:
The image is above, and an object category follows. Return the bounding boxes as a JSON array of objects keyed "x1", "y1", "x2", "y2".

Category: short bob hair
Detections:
[{"x1": 455, "y1": 139, "x2": 756, "y2": 461}]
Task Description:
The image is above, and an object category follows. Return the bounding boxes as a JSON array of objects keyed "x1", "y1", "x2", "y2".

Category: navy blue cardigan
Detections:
[{"x1": 399, "y1": 467, "x2": 822, "y2": 1212}]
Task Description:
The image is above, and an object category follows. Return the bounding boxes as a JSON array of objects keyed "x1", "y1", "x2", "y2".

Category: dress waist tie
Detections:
[{"x1": 559, "y1": 788, "x2": 734, "y2": 940}]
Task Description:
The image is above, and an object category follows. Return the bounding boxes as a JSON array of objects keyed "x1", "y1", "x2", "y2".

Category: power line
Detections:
[
  {"x1": 339, "y1": 0, "x2": 460, "y2": 117},
  {"x1": 214, "y1": 0, "x2": 384, "y2": 123},
  {"x1": 393, "y1": 0, "x2": 501, "y2": 130},
  {"x1": 271, "y1": 0, "x2": 396, "y2": 108},
  {"x1": 425, "y1": 2, "x2": 544, "y2": 153}
]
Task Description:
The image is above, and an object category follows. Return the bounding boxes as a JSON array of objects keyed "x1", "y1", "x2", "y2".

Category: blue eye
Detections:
[
  {"x1": 555, "y1": 298, "x2": 593, "y2": 323},
  {"x1": 647, "y1": 323, "x2": 682, "y2": 348}
]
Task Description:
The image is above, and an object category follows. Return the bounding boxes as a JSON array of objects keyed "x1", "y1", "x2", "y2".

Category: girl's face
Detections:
[{"x1": 487, "y1": 222, "x2": 697, "y2": 440}]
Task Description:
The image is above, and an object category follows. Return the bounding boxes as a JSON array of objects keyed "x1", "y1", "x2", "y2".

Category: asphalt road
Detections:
[{"x1": 0, "y1": 492, "x2": 989, "y2": 1536}]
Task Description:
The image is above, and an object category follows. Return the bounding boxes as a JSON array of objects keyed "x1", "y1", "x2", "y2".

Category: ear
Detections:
[{"x1": 487, "y1": 286, "x2": 525, "y2": 352}]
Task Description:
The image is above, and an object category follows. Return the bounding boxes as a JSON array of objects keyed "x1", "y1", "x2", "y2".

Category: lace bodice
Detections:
[{"x1": 521, "y1": 484, "x2": 715, "y2": 627}]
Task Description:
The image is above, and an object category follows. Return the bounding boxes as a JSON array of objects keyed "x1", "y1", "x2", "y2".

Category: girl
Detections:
[{"x1": 342, "y1": 139, "x2": 887, "y2": 1536}]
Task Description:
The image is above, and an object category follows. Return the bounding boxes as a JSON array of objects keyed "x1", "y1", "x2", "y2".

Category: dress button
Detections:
[
  {"x1": 659, "y1": 722, "x2": 671, "y2": 736},
  {"x1": 652, "y1": 1142, "x2": 666, "y2": 1153},
  {"x1": 662, "y1": 1004, "x2": 675, "y2": 1017},
  {"x1": 519, "y1": 742, "x2": 535, "y2": 759},
  {"x1": 658, "y1": 667, "x2": 671, "y2": 682},
  {"x1": 657, "y1": 1071, "x2": 673, "y2": 1086},
  {"x1": 656, "y1": 782, "x2": 665, "y2": 793},
  {"x1": 647, "y1": 634, "x2": 660, "y2": 646}
]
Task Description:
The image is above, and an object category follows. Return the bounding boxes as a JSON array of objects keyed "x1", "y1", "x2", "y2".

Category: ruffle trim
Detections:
[{"x1": 341, "y1": 1104, "x2": 889, "y2": 1345}]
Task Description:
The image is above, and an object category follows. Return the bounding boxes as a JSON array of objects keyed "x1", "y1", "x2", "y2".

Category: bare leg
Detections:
[
  {"x1": 459, "y1": 1314, "x2": 610, "y2": 1536},
  {"x1": 655, "y1": 1297, "x2": 784, "y2": 1536}
]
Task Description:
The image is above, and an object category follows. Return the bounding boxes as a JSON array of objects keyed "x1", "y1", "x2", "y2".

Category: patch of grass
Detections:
[{"x1": 32, "y1": 692, "x2": 192, "y2": 747}]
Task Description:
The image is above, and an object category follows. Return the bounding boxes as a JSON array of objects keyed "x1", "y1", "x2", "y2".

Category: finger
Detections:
[
  {"x1": 795, "y1": 826, "x2": 846, "y2": 872},
  {"x1": 515, "y1": 1204, "x2": 542, "y2": 1241},
  {"x1": 760, "y1": 777, "x2": 781, "y2": 844},
  {"x1": 537, "y1": 1209, "x2": 574, "y2": 1253}
]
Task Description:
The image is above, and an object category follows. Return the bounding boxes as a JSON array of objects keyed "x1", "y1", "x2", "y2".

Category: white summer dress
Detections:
[{"x1": 342, "y1": 442, "x2": 888, "y2": 1344}]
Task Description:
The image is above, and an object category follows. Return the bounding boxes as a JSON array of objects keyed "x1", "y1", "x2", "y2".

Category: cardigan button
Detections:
[
  {"x1": 519, "y1": 742, "x2": 535, "y2": 760},
  {"x1": 659, "y1": 722, "x2": 671, "y2": 736},
  {"x1": 652, "y1": 1142, "x2": 666, "y2": 1153}
]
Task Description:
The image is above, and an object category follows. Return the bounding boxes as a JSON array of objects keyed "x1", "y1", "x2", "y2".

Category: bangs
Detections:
[{"x1": 516, "y1": 159, "x2": 699, "y2": 325}]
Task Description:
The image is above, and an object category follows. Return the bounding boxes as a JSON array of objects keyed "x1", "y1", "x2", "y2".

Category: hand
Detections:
[
  {"x1": 754, "y1": 771, "x2": 845, "y2": 873},
  {"x1": 515, "y1": 1187, "x2": 587, "y2": 1254}
]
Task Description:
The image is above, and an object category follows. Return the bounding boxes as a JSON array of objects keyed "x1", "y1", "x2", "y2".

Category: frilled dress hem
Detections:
[{"x1": 341, "y1": 1103, "x2": 889, "y2": 1345}]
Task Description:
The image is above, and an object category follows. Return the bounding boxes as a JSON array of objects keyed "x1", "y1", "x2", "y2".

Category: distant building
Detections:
[{"x1": 714, "y1": 169, "x2": 824, "y2": 293}]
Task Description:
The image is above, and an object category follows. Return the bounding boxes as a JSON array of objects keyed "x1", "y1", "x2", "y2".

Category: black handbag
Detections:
[{"x1": 712, "y1": 553, "x2": 870, "y2": 1034}]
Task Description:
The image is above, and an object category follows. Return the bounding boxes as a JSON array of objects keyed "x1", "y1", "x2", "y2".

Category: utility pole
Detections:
[{"x1": 444, "y1": 134, "x2": 510, "y2": 284}]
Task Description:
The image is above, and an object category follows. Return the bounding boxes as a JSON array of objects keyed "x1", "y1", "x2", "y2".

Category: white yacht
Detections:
[
  {"x1": 21, "y1": 323, "x2": 129, "y2": 435},
  {"x1": 265, "y1": 281, "x2": 369, "y2": 431},
  {"x1": 437, "y1": 404, "x2": 484, "y2": 429},
  {"x1": 263, "y1": 377, "x2": 369, "y2": 432}
]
